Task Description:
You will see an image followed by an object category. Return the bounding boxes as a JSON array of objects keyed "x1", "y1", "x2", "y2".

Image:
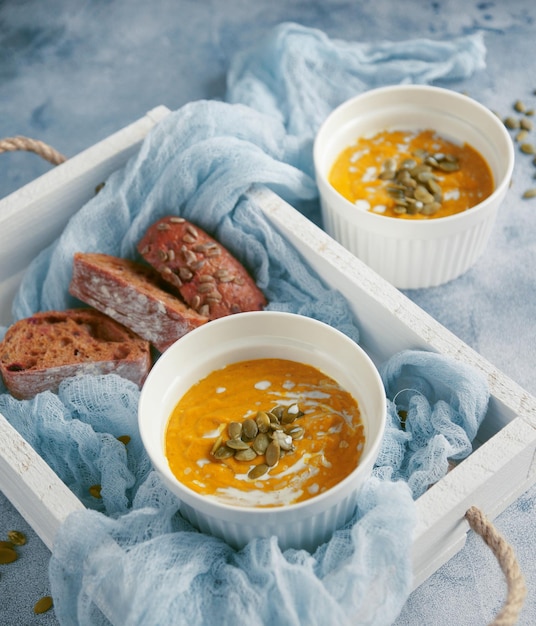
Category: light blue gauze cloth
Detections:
[{"x1": 0, "y1": 23, "x2": 490, "y2": 626}]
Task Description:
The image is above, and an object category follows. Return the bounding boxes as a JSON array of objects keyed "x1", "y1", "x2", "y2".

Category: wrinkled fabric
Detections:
[
  {"x1": 0, "y1": 22, "x2": 490, "y2": 626},
  {"x1": 226, "y1": 23, "x2": 486, "y2": 176},
  {"x1": 375, "y1": 350, "x2": 490, "y2": 498}
]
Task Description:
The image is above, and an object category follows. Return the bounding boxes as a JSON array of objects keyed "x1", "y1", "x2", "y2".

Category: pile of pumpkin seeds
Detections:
[
  {"x1": 499, "y1": 95, "x2": 536, "y2": 199},
  {"x1": 378, "y1": 150, "x2": 460, "y2": 216},
  {"x1": 0, "y1": 529, "x2": 54, "y2": 615},
  {"x1": 211, "y1": 403, "x2": 305, "y2": 480}
]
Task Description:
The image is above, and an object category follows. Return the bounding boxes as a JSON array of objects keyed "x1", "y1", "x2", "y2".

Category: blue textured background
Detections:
[{"x1": 0, "y1": 1, "x2": 535, "y2": 624}]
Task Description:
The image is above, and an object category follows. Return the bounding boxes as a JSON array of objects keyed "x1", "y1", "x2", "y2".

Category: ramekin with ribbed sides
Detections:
[
  {"x1": 314, "y1": 85, "x2": 515, "y2": 289},
  {"x1": 138, "y1": 311, "x2": 386, "y2": 552}
]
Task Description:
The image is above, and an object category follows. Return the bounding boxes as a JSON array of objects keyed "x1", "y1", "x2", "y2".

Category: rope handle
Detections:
[
  {"x1": 1, "y1": 136, "x2": 528, "y2": 625},
  {"x1": 465, "y1": 506, "x2": 527, "y2": 625},
  {"x1": 0, "y1": 135, "x2": 67, "y2": 165}
]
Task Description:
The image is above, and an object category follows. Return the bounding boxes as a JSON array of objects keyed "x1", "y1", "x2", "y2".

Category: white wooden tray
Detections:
[{"x1": 1, "y1": 106, "x2": 535, "y2": 598}]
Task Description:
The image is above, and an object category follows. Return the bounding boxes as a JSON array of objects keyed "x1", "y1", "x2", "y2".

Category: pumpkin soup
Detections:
[
  {"x1": 328, "y1": 128, "x2": 494, "y2": 219},
  {"x1": 165, "y1": 358, "x2": 365, "y2": 507}
]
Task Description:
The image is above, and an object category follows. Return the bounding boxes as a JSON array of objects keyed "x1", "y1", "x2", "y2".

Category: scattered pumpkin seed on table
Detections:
[
  {"x1": 520, "y1": 142, "x2": 536, "y2": 155},
  {"x1": 34, "y1": 595, "x2": 54, "y2": 615},
  {"x1": 7, "y1": 529, "x2": 27, "y2": 546},
  {"x1": 0, "y1": 546, "x2": 18, "y2": 564}
]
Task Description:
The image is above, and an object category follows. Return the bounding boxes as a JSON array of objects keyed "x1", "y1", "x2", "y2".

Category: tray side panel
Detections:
[{"x1": 0, "y1": 414, "x2": 85, "y2": 550}]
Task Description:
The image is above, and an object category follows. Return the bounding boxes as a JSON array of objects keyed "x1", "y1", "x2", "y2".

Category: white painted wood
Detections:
[
  {"x1": 0, "y1": 105, "x2": 170, "y2": 324},
  {"x1": 0, "y1": 110, "x2": 535, "y2": 605},
  {"x1": 411, "y1": 415, "x2": 536, "y2": 589},
  {"x1": 0, "y1": 415, "x2": 85, "y2": 550}
]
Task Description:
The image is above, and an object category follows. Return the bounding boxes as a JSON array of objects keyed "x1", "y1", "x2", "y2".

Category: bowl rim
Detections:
[
  {"x1": 313, "y1": 84, "x2": 515, "y2": 229},
  {"x1": 138, "y1": 311, "x2": 387, "y2": 519}
]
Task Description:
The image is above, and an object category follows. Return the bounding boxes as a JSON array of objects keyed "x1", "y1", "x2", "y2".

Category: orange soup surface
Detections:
[
  {"x1": 328, "y1": 129, "x2": 494, "y2": 219},
  {"x1": 165, "y1": 358, "x2": 365, "y2": 507}
]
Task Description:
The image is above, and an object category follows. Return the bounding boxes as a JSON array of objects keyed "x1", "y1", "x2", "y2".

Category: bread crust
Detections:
[
  {"x1": 137, "y1": 217, "x2": 267, "y2": 320},
  {"x1": 69, "y1": 253, "x2": 208, "y2": 352},
  {"x1": 0, "y1": 309, "x2": 151, "y2": 399}
]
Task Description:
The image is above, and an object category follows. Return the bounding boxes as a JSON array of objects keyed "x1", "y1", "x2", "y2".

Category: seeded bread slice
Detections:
[
  {"x1": 0, "y1": 309, "x2": 151, "y2": 399},
  {"x1": 69, "y1": 253, "x2": 208, "y2": 352},
  {"x1": 137, "y1": 216, "x2": 267, "y2": 320}
]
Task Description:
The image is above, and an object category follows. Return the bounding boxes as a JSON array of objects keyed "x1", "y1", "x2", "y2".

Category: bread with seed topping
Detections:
[
  {"x1": 69, "y1": 252, "x2": 208, "y2": 352},
  {"x1": 0, "y1": 308, "x2": 151, "y2": 399},
  {"x1": 137, "y1": 216, "x2": 267, "y2": 320}
]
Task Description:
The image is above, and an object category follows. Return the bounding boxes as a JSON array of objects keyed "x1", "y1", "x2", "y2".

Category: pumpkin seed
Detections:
[
  {"x1": 228, "y1": 422, "x2": 242, "y2": 439},
  {"x1": 382, "y1": 157, "x2": 397, "y2": 171},
  {"x1": 514, "y1": 100, "x2": 526, "y2": 113},
  {"x1": 179, "y1": 266, "x2": 194, "y2": 281},
  {"x1": 255, "y1": 411, "x2": 271, "y2": 433},
  {"x1": 520, "y1": 143, "x2": 536, "y2": 155},
  {"x1": 265, "y1": 441, "x2": 280, "y2": 467},
  {"x1": 210, "y1": 433, "x2": 224, "y2": 455},
  {"x1": 7, "y1": 530, "x2": 26, "y2": 546},
  {"x1": 522, "y1": 188, "x2": 536, "y2": 199},
  {"x1": 378, "y1": 169, "x2": 395, "y2": 180},
  {"x1": 213, "y1": 444, "x2": 234, "y2": 459},
  {"x1": 235, "y1": 448, "x2": 257, "y2": 462},
  {"x1": 520, "y1": 117, "x2": 533, "y2": 131},
  {"x1": 270, "y1": 406, "x2": 284, "y2": 420},
  {"x1": 252, "y1": 432, "x2": 270, "y2": 454},
  {"x1": 34, "y1": 596, "x2": 54, "y2": 615},
  {"x1": 286, "y1": 403, "x2": 303, "y2": 418},
  {"x1": 226, "y1": 438, "x2": 250, "y2": 451},
  {"x1": 248, "y1": 464, "x2": 269, "y2": 480},
  {"x1": 421, "y1": 202, "x2": 441, "y2": 216},
  {"x1": 400, "y1": 158, "x2": 417, "y2": 170},
  {"x1": 242, "y1": 418, "x2": 258, "y2": 440},
  {"x1": 414, "y1": 185, "x2": 435, "y2": 204},
  {"x1": 416, "y1": 170, "x2": 435, "y2": 183},
  {"x1": 411, "y1": 147, "x2": 426, "y2": 159},
  {"x1": 287, "y1": 426, "x2": 305, "y2": 440},
  {"x1": 0, "y1": 547, "x2": 18, "y2": 564},
  {"x1": 516, "y1": 130, "x2": 529, "y2": 143},
  {"x1": 426, "y1": 179, "x2": 442, "y2": 198},
  {"x1": 436, "y1": 159, "x2": 460, "y2": 172},
  {"x1": 89, "y1": 484, "x2": 102, "y2": 499}
]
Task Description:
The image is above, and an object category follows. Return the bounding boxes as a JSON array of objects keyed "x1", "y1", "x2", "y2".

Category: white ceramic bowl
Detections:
[
  {"x1": 138, "y1": 311, "x2": 386, "y2": 552},
  {"x1": 314, "y1": 84, "x2": 515, "y2": 289}
]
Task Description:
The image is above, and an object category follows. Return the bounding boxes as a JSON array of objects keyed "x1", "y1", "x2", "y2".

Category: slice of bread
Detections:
[
  {"x1": 68, "y1": 253, "x2": 208, "y2": 352},
  {"x1": 0, "y1": 309, "x2": 151, "y2": 399},
  {"x1": 137, "y1": 216, "x2": 267, "y2": 320}
]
